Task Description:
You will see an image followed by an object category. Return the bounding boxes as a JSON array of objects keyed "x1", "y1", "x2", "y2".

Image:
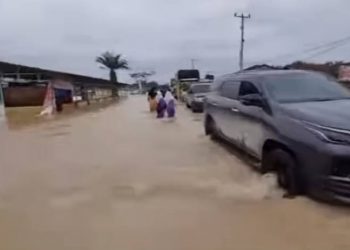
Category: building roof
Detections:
[{"x1": 0, "y1": 61, "x2": 129, "y2": 88}]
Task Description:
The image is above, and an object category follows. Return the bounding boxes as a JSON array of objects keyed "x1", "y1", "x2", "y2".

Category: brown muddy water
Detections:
[{"x1": 0, "y1": 96, "x2": 350, "y2": 250}]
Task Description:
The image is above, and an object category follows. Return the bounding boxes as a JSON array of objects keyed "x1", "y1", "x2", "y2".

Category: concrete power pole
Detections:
[
  {"x1": 190, "y1": 59, "x2": 196, "y2": 69},
  {"x1": 234, "y1": 13, "x2": 251, "y2": 71}
]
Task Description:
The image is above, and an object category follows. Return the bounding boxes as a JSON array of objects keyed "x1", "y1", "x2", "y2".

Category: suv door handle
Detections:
[
  {"x1": 212, "y1": 102, "x2": 219, "y2": 106},
  {"x1": 231, "y1": 107, "x2": 240, "y2": 113}
]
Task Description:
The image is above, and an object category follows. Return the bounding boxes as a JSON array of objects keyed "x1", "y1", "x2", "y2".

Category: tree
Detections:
[
  {"x1": 130, "y1": 71, "x2": 156, "y2": 92},
  {"x1": 130, "y1": 71, "x2": 155, "y2": 82},
  {"x1": 96, "y1": 52, "x2": 129, "y2": 92}
]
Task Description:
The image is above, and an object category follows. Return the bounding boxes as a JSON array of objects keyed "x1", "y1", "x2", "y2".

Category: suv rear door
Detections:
[
  {"x1": 235, "y1": 80, "x2": 265, "y2": 158},
  {"x1": 217, "y1": 80, "x2": 241, "y2": 141}
]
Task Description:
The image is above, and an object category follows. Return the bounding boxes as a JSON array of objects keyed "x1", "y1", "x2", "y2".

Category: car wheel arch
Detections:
[{"x1": 261, "y1": 139, "x2": 298, "y2": 172}]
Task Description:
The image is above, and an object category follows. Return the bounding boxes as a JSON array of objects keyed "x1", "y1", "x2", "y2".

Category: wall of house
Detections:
[
  {"x1": 4, "y1": 86, "x2": 46, "y2": 107},
  {"x1": 90, "y1": 88, "x2": 113, "y2": 100}
]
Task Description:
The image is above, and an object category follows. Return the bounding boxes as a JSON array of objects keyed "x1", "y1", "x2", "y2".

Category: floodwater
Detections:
[{"x1": 1, "y1": 96, "x2": 350, "y2": 250}]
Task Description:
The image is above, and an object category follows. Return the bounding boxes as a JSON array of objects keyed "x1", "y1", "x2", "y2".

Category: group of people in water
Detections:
[{"x1": 148, "y1": 87, "x2": 176, "y2": 119}]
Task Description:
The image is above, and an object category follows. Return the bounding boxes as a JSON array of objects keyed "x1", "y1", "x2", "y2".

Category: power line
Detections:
[
  {"x1": 251, "y1": 35, "x2": 350, "y2": 66},
  {"x1": 303, "y1": 35, "x2": 350, "y2": 54},
  {"x1": 303, "y1": 38, "x2": 350, "y2": 60}
]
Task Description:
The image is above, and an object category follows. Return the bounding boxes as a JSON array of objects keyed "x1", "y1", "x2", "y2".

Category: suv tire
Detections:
[
  {"x1": 265, "y1": 149, "x2": 302, "y2": 197},
  {"x1": 205, "y1": 116, "x2": 218, "y2": 140}
]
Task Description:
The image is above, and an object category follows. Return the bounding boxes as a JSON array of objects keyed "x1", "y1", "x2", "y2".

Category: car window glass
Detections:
[
  {"x1": 264, "y1": 73, "x2": 350, "y2": 103},
  {"x1": 220, "y1": 81, "x2": 239, "y2": 99},
  {"x1": 239, "y1": 81, "x2": 259, "y2": 96}
]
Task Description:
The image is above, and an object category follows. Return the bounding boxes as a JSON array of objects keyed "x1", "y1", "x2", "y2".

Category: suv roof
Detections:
[
  {"x1": 219, "y1": 69, "x2": 318, "y2": 80},
  {"x1": 212, "y1": 70, "x2": 322, "y2": 91},
  {"x1": 240, "y1": 69, "x2": 311, "y2": 75}
]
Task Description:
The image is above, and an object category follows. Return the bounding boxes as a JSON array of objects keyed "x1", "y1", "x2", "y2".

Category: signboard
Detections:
[{"x1": 338, "y1": 65, "x2": 350, "y2": 82}]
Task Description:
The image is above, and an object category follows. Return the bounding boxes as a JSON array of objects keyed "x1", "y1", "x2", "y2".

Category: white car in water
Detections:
[{"x1": 185, "y1": 83, "x2": 211, "y2": 112}]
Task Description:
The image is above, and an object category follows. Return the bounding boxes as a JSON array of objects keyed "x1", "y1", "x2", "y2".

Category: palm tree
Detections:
[{"x1": 96, "y1": 51, "x2": 129, "y2": 85}]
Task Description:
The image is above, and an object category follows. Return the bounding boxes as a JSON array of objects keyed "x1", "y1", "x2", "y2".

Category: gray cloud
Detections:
[{"x1": 0, "y1": 0, "x2": 349, "y2": 83}]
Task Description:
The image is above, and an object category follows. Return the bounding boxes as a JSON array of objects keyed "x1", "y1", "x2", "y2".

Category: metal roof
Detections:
[{"x1": 0, "y1": 61, "x2": 129, "y2": 88}]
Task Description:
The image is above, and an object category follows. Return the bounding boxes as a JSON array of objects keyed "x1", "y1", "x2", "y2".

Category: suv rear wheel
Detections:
[
  {"x1": 264, "y1": 149, "x2": 301, "y2": 197},
  {"x1": 191, "y1": 105, "x2": 198, "y2": 113},
  {"x1": 205, "y1": 116, "x2": 218, "y2": 140}
]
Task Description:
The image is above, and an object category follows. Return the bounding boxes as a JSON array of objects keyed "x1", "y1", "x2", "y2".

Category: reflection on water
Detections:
[{"x1": 3, "y1": 99, "x2": 119, "y2": 130}]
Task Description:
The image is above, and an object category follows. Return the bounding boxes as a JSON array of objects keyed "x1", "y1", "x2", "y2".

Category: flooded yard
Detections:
[{"x1": 0, "y1": 96, "x2": 350, "y2": 250}]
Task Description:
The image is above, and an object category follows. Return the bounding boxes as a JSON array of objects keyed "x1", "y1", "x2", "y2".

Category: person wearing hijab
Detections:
[
  {"x1": 156, "y1": 90, "x2": 167, "y2": 118},
  {"x1": 147, "y1": 87, "x2": 158, "y2": 112},
  {"x1": 164, "y1": 90, "x2": 176, "y2": 118}
]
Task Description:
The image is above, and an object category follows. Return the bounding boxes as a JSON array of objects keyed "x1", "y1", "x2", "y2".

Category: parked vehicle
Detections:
[
  {"x1": 204, "y1": 69, "x2": 350, "y2": 203},
  {"x1": 185, "y1": 84, "x2": 211, "y2": 112}
]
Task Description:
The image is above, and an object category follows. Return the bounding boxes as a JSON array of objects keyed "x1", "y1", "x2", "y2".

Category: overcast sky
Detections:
[{"x1": 0, "y1": 0, "x2": 349, "y2": 83}]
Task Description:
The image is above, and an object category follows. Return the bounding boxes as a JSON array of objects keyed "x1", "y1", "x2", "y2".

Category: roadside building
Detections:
[
  {"x1": 338, "y1": 65, "x2": 350, "y2": 88},
  {"x1": 0, "y1": 61, "x2": 128, "y2": 108}
]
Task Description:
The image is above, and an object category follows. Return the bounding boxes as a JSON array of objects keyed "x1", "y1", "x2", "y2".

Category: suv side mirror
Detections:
[
  {"x1": 239, "y1": 94, "x2": 264, "y2": 107},
  {"x1": 188, "y1": 89, "x2": 193, "y2": 94}
]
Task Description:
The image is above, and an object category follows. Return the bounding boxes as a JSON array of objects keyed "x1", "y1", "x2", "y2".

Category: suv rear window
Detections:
[
  {"x1": 220, "y1": 80, "x2": 239, "y2": 99},
  {"x1": 239, "y1": 81, "x2": 259, "y2": 96}
]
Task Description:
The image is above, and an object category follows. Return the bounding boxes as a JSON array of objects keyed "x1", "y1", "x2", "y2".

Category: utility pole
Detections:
[
  {"x1": 190, "y1": 59, "x2": 196, "y2": 69},
  {"x1": 234, "y1": 12, "x2": 251, "y2": 71}
]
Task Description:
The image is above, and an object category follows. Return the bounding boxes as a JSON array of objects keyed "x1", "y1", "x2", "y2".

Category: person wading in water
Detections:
[
  {"x1": 156, "y1": 90, "x2": 167, "y2": 118},
  {"x1": 147, "y1": 87, "x2": 158, "y2": 112}
]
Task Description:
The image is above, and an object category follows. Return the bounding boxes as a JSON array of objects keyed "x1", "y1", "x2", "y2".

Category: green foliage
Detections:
[
  {"x1": 180, "y1": 82, "x2": 190, "y2": 91},
  {"x1": 96, "y1": 52, "x2": 129, "y2": 71},
  {"x1": 96, "y1": 52, "x2": 129, "y2": 83}
]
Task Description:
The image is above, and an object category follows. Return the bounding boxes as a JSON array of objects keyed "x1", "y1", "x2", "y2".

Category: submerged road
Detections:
[{"x1": 0, "y1": 96, "x2": 350, "y2": 250}]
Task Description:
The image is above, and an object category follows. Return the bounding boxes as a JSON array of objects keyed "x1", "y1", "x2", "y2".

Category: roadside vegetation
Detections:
[{"x1": 96, "y1": 51, "x2": 130, "y2": 96}]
